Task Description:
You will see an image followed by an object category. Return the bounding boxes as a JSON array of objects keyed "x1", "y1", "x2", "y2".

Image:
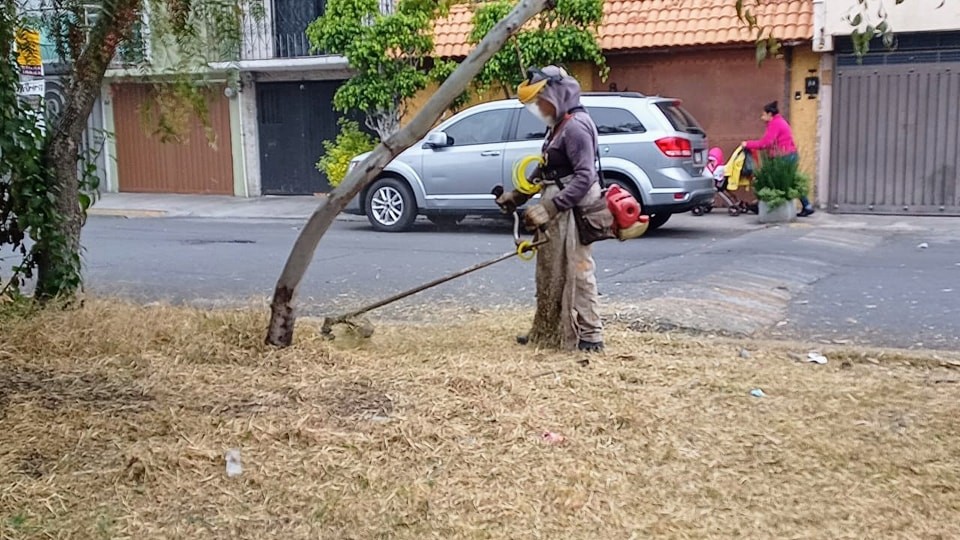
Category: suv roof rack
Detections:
[{"x1": 582, "y1": 91, "x2": 647, "y2": 98}]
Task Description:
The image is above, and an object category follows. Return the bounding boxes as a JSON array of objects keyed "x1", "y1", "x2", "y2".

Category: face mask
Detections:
[{"x1": 526, "y1": 102, "x2": 555, "y2": 127}]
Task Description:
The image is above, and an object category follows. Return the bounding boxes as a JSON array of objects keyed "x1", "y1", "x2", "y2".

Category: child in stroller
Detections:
[{"x1": 691, "y1": 146, "x2": 758, "y2": 216}]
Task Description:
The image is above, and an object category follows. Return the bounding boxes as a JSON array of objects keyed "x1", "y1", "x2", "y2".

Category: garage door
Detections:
[
  {"x1": 113, "y1": 83, "x2": 234, "y2": 194},
  {"x1": 830, "y1": 35, "x2": 960, "y2": 215}
]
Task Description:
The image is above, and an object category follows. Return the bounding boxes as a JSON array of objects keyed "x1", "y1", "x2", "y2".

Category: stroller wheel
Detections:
[
  {"x1": 728, "y1": 206, "x2": 741, "y2": 217},
  {"x1": 691, "y1": 206, "x2": 704, "y2": 216}
]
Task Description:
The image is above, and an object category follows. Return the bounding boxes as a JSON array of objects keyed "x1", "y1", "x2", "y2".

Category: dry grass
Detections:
[{"x1": 1, "y1": 300, "x2": 959, "y2": 539}]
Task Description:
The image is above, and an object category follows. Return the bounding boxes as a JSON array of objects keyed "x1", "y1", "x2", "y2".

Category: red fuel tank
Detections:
[{"x1": 606, "y1": 185, "x2": 641, "y2": 229}]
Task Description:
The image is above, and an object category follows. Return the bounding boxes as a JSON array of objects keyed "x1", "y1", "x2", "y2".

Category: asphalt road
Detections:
[
  {"x1": 79, "y1": 215, "x2": 726, "y2": 309},
  {"x1": 6, "y1": 213, "x2": 959, "y2": 351}
]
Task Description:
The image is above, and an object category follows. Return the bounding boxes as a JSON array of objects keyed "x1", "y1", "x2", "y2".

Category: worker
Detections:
[{"x1": 495, "y1": 65, "x2": 604, "y2": 352}]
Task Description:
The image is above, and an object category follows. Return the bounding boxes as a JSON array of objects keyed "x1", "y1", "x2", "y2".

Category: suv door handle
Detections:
[{"x1": 480, "y1": 150, "x2": 501, "y2": 157}]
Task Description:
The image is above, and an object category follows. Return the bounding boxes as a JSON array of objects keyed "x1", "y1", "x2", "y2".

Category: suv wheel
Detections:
[
  {"x1": 647, "y1": 213, "x2": 671, "y2": 231},
  {"x1": 366, "y1": 178, "x2": 417, "y2": 232}
]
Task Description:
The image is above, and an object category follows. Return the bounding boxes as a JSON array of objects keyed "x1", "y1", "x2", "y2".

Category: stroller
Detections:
[{"x1": 691, "y1": 146, "x2": 759, "y2": 217}]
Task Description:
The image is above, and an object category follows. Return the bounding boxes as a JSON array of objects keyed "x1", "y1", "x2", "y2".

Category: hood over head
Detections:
[
  {"x1": 708, "y1": 147, "x2": 725, "y2": 167},
  {"x1": 535, "y1": 65, "x2": 583, "y2": 121}
]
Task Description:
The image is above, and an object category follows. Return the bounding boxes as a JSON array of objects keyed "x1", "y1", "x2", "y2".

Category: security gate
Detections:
[
  {"x1": 830, "y1": 34, "x2": 960, "y2": 215},
  {"x1": 257, "y1": 80, "x2": 342, "y2": 195}
]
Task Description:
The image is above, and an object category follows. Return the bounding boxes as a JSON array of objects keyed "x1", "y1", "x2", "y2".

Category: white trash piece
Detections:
[
  {"x1": 806, "y1": 352, "x2": 828, "y2": 365},
  {"x1": 225, "y1": 449, "x2": 243, "y2": 478}
]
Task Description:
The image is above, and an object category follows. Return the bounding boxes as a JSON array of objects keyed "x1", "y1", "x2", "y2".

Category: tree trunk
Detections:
[
  {"x1": 266, "y1": 0, "x2": 553, "y2": 347},
  {"x1": 35, "y1": 136, "x2": 84, "y2": 300},
  {"x1": 34, "y1": 0, "x2": 140, "y2": 300}
]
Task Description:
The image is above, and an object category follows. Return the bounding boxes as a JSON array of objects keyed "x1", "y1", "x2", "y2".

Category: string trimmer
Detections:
[{"x1": 320, "y1": 207, "x2": 548, "y2": 339}]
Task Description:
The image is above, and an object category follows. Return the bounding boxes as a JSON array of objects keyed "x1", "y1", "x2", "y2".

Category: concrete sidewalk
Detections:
[
  {"x1": 88, "y1": 192, "x2": 960, "y2": 233},
  {"x1": 89, "y1": 192, "x2": 340, "y2": 220}
]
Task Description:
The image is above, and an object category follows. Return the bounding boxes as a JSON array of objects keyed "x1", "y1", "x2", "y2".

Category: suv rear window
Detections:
[
  {"x1": 656, "y1": 102, "x2": 705, "y2": 135},
  {"x1": 590, "y1": 107, "x2": 646, "y2": 134}
]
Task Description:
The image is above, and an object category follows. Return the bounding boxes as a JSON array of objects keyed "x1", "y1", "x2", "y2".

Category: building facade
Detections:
[
  {"x1": 98, "y1": 0, "x2": 362, "y2": 197},
  {"x1": 814, "y1": 0, "x2": 960, "y2": 215},
  {"x1": 428, "y1": 0, "x2": 820, "y2": 202}
]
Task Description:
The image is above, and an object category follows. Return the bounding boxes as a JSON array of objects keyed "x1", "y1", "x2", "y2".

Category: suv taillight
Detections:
[{"x1": 655, "y1": 137, "x2": 693, "y2": 158}]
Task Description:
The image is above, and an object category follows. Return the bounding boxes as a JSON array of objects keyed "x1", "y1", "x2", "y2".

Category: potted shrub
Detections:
[{"x1": 752, "y1": 154, "x2": 808, "y2": 224}]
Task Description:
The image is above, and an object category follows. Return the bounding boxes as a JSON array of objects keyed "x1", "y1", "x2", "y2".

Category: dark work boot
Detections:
[
  {"x1": 516, "y1": 335, "x2": 529, "y2": 345},
  {"x1": 578, "y1": 340, "x2": 604, "y2": 353}
]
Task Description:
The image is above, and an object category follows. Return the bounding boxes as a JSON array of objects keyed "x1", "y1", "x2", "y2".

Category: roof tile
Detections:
[{"x1": 432, "y1": 0, "x2": 813, "y2": 57}]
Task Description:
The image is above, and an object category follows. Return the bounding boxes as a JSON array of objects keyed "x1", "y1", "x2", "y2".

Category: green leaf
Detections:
[
  {"x1": 317, "y1": 119, "x2": 376, "y2": 187},
  {"x1": 469, "y1": 0, "x2": 606, "y2": 94},
  {"x1": 755, "y1": 41, "x2": 768, "y2": 64}
]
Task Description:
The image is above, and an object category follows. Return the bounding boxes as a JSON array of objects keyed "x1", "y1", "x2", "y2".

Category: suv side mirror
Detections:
[{"x1": 425, "y1": 132, "x2": 452, "y2": 149}]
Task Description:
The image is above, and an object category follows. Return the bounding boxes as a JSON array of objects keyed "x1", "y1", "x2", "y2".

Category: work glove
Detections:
[
  {"x1": 495, "y1": 189, "x2": 530, "y2": 214},
  {"x1": 524, "y1": 199, "x2": 557, "y2": 229}
]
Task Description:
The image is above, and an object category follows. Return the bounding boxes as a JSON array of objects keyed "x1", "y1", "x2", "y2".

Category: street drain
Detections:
[{"x1": 182, "y1": 239, "x2": 256, "y2": 245}]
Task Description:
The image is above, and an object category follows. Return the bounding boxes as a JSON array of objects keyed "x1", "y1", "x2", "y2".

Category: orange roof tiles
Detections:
[
  {"x1": 434, "y1": 6, "x2": 474, "y2": 57},
  {"x1": 433, "y1": 0, "x2": 813, "y2": 58}
]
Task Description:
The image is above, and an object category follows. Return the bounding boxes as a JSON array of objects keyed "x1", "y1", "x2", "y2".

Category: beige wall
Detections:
[
  {"x1": 788, "y1": 45, "x2": 821, "y2": 201},
  {"x1": 822, "y1": 0, "x2": 960, "y2": 37}
]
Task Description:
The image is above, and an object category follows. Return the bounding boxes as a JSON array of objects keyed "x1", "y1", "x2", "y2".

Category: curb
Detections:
[
  {"x1": 87, "y1": 208, "x2": 367, "y2": 222},
  {"x1": 88, "y1": 208, "x2": 168, "y2": 218}
]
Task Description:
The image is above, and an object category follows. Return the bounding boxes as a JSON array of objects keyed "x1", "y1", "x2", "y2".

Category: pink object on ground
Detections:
[{"x1": 541, "y1": 431, "x2": 566, "y2": 445}]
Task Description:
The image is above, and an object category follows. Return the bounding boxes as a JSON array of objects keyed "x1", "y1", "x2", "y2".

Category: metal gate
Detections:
[
  {"x1": 257, "y1": 80, "x2": 343, "y2": 195},
  {"x1": 830, "y1": 42, "x2": 960, "y2": 214}
]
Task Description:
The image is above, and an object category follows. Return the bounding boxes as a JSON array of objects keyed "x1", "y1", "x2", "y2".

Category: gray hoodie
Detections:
[{"x1": 537, "y1": 70, "x2": 600, "y2": 212}]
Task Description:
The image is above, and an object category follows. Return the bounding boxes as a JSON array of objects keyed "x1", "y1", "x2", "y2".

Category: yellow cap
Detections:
[{"x1": 517, "y1": 79, "x2": 547, "y2": 104}]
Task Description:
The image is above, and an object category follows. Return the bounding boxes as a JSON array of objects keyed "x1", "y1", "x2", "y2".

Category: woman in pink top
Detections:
[{"x1": 743, "y1": 101, "x2": 814, "y2": 217}]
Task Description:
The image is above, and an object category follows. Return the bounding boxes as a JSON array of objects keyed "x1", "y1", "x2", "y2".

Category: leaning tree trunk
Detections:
[
  {"x1": 35, "y1": 0, "x2": 141, "y2": 301},
  {"x1": 266, "y1": 0, "x2": 554, "y2": 347}
]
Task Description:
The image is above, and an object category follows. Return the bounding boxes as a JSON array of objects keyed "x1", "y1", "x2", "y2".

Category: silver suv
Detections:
[{"x1": 344, "y1": 93, "x2": 714, "y2": 232}]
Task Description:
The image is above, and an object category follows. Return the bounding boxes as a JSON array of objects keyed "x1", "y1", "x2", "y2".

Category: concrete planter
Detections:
[{"x1": 757, "y1": 200, "x2": 796, "y2": 224}]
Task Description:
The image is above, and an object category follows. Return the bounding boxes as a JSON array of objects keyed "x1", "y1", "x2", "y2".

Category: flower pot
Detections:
[{"x1": 757, "y1": 200, "x2": 796, "y2": 224}]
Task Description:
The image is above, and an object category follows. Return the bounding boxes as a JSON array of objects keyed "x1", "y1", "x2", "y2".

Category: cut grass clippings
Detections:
[{"x1": 1, "y1": 300, "x2": 959, "y2": 538}]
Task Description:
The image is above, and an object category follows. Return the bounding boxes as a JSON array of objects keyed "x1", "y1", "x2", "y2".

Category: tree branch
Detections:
[{"x1": 53, "y1": 0, "x2": 141, "y2": 144}]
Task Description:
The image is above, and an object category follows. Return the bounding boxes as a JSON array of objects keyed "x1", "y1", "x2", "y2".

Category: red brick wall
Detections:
[{"x1": 596, "y1": 48, "x2": 789, "y2": 159}]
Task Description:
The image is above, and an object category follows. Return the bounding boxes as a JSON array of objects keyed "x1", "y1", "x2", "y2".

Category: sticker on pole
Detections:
[{"x1": 17, "y1": 80, "x2": 45, "y2": 97}]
